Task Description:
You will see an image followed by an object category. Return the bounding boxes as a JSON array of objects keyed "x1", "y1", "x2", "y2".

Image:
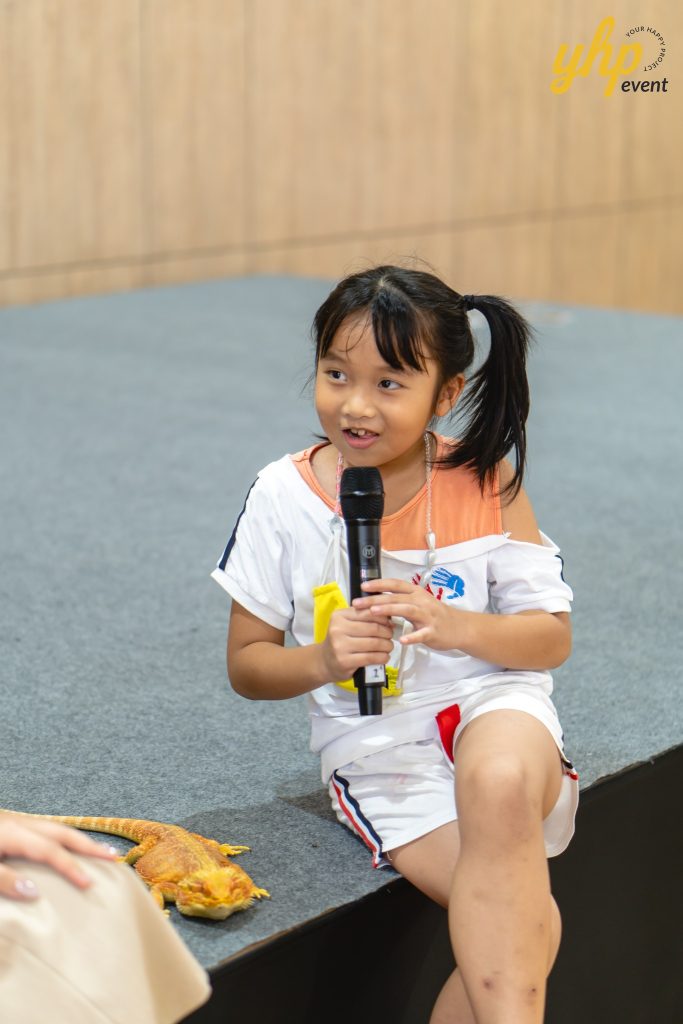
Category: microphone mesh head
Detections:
[{"x1": 340, "y1": 467, "x2": 385, "y2": 521}]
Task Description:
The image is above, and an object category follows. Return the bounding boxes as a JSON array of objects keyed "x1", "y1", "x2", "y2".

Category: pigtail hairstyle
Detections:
[
  {"x1": 312, "y1": 266, "x2": 532, "y2": 500},
  {"x1": 454, "y1": 294, "x2": 531, "y2": 499}
]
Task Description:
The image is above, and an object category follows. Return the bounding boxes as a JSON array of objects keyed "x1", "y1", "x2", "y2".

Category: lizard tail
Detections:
[{"x1": 0, "y1": 811, "x2": 153, "y2": 844}]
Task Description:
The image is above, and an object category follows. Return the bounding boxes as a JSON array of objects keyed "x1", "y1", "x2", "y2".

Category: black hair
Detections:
[{"x1": 312, "y1": 265, "x2": 532, "y2": 498}]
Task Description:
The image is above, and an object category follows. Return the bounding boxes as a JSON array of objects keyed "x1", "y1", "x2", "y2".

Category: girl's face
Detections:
[{"x1": 315, "y1": 315, "x2": 463, "y2": 473}]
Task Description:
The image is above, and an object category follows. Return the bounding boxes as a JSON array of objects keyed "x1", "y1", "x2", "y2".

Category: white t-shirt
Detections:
[{"x1": 212, "y1": 451, "x2": 573, "y2": 779}]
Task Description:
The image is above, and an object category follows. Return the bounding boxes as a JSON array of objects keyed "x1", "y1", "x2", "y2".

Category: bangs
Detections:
[
  {"x1": 372, "y1": 292, "x2": 430, "y2": 371},
  {"x1": 316, "y1": 287, "x2": 430, "y2": 372}
]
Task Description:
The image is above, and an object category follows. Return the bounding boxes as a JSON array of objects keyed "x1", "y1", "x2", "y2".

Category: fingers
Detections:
[
  {"x1": 43, "y1": 822, "x2": 118, "y2": 861},
  {"x1": 398, "y1": 627, "x2": 431, "y2": 646},
  {"x1": 0, "y1": 863, "x2": 41, "y2": 901},
  {"x1": 330, "y1": 606, "x2": 393, "y2": 639},
  {"x1": 358, "y1": 601, "x2": 416, "y2": 620},
  {"x1": 323, "y1": 645, "x2": 392, "y2": 682},
  {"x1": 354, "y1": 594, "x2": 430, "y2": 630},
  {"x1": 324, "y1": 608, "x2": 394, "y2": 679},
  {"x1": 352, "y1": 585, "x2": 444, "y2": 649},
  {"x1": 353, "y1": 608, "x2": 394, "y2": 628},
  {"x1": 354, "y1": 581, "x2": 423, "y2": 615},
  {"x1": 330, "y1": 629, "x2": 394, "y2": 661},
  {"x1": 1, "y1": 824, "x2": 92, "y2": 890},
  {"x1": 337, "y1": 614, "x2": 394, "y2": 640},
  {"x1": 360, "y1": 579, "x2": 412, "y2": 595},
  {"x1": 0, "y1": 817, "x2": 119, "y2": 900}
]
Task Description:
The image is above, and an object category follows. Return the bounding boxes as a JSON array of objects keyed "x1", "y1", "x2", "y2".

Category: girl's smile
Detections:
[{"x1": 342, "y1": 427, "x2": 379, "y2": 449}]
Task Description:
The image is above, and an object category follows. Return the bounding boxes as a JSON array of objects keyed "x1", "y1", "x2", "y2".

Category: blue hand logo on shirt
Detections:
[{"x1": 430, "y1": 567, "x2": 465, "y2": 600}]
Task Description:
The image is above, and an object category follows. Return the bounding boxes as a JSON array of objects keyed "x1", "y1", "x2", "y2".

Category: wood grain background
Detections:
[{"x1": 1, "y1": 0, "x2": 680, "y2": 311}]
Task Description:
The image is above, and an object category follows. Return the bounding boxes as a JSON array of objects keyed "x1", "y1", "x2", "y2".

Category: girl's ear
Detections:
[{"x1": 434, "y1": 374, "x2": 465, "y2": 418}]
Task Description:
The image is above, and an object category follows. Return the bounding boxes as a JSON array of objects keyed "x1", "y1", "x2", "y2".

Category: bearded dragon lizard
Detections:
[{"x1": 3, "y1": 812, "x2": 269, "y2": 920}]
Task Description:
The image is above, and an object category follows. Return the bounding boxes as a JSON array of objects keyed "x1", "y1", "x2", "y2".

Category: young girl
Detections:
[{"x1": 212, "y1": 266, "x2": 577, "y2": 1024}]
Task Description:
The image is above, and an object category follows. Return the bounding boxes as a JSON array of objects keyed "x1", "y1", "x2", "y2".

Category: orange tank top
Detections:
[{"x1": 290, "y1": 435, "x2": 501, "y2": 550}]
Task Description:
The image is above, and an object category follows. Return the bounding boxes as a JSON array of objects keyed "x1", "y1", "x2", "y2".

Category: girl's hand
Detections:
[
  {"x1": 353, "y1": 578, "x2": 466, "y2": 652},
  {"x1": 319, "y1": 606, "x2": 394, "y2": 682},
  {"x1": 0, "y1": 814, "x2": 118, "y2": 901}
]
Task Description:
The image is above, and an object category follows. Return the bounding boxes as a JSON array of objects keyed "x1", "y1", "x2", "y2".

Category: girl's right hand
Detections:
[
  {"x1": 319, "y1": 606, "x2": 394, "y2": 682},
  {"x1": 0, "y1": 814, "x2": 118, "y2": 901}
]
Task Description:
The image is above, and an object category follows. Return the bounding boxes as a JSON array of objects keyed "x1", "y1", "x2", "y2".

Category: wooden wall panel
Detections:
[
  {"x1": 6, "y1": 0, "x2": 143, "y2": 270},
  {"x1": 615, "y1": 201, "x2": 683, "y2": 314},
  {"x1": 248, "y1": 0, "x2": 462, "y2": 246},
  {"x1": 0, "y1": 264, "x2": 142, "y2": 308},
  {"x1": 548, "y1": 0, "x2": 682, "y2": 209},
  {"x1": 459, "y1": 3, "x2": 561, "y2": 218},
  {"x1": 360, "y1": 0, "x2": 462, "y2": 232},
  {"x1": 247, "y1": 0, "x2": 375, "y2": 245},
  {"x1": 0, "y1": 1, "x2": 681, "y2": 312},
  {"x1": 455, "y1": 219, "x2": 555, "y2": 303},
  {"x1": 619, "y1": 0, "x2": 683, "y2": 202},
  {"x1": 250, "y1": 229, "x2": 456, "y2": 286},
  {"x1": 0, "y1": 4, "x2": 11, "y2": 271},
  {"x1": 549, "y1": 1, "x2": 629, "y2": 210},
  {"x1": 548, "y1": 211, "x2": 621, "y2": 308},
  {"x1": 142, "y1": 0, "x2": 246, "y2": 253},
  {"x1": 143, "y1": 250, "x2": 247, "y2": 289},
  {"x1": 0, "y1": 252, "x2": 249, "y2": 308}
]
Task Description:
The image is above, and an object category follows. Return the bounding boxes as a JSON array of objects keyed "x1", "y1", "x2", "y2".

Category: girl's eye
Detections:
[
  {"x1": 326, "y1": 369, "x2": 346, "y2": 382},
  {"x1": 378, "y1": 379, "x2": 401, "y2": 391}
]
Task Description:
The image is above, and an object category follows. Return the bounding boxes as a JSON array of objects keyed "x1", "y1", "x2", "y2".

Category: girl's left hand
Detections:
[{"x1": 353, "y1": 578, "x2": 467, "y2": 652}]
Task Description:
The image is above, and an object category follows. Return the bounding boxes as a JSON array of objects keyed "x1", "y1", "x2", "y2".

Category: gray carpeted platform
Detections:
[{"x1": 1, "y1": 277, "x2": 680, "y2": 970}]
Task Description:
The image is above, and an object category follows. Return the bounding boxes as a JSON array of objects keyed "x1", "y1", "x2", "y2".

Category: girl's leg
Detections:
[
  {"x1": 387, "y1": 822, "x2": 476, "y2": 1024},
  {"x1": 389, "y1": 817, "x2": 562, "y2": 1024},
  {"x1": 450, "y1": 710, "x2": 562, "y2": 1024}
]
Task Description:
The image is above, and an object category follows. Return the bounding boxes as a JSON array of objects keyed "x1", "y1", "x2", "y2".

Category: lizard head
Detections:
[{"x1": 174, "y1": 866, "x2": 270, "y2": 920}]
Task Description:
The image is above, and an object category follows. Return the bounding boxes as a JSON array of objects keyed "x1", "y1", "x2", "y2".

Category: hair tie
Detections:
[{"x1": 462, "y1": 294, "x2": 476, "y2": 311}]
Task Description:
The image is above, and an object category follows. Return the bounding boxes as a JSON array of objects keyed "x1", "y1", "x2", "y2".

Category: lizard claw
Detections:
[{"x1": 220, "y1": 844, "x2": 250, "y2": 856}]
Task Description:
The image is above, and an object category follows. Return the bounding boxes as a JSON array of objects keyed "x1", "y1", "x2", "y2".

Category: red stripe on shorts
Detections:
[{"x1": 436, "y1": 703, "x2": 461, "y2": 763}]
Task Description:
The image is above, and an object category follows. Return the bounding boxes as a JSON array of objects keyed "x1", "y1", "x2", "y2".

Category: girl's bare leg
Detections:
[
  {"x1": 451, "y1": 710, "x2": 562, "y2": 1023},
  {"x1": 388, "y1": 713, "x2": 563, "y2": 1024},
  {"x1": 388, "y1": 822, "x2": 476, "y2": 1024}
]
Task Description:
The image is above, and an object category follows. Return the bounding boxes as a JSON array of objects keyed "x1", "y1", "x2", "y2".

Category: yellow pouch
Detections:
[{"x1": 312, "y1": 581, "x2": 402, "y2": 696}]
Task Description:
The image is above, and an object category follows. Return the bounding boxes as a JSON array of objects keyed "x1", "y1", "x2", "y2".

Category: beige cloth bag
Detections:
[{"x1": 0, "y1": 856, "x2": 211, "y2": 1024}]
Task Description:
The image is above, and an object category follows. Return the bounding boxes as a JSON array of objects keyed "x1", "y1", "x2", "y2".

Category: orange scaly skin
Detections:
[{"x1": 6, "y1": 812, "x2": 270, "y2": 920}]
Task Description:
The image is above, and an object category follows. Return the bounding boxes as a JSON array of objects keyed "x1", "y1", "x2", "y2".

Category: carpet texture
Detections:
[{"x1": 1, "y1": 277, "x2": 680, "y2": 969}]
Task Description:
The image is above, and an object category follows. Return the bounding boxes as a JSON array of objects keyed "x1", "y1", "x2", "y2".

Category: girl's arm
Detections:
[
  {"x1": 445, "y1": 607, "x2": 571, "y2": 670},
  {"x1": 228, "y1": 600, "x2": 394, "y2": 700},
  {"x1": 354, "y1": 465, "x2": 572, "y2": 672},
  {"x1": 480, "y1": 464, "x2": 572, "y2": 668}
]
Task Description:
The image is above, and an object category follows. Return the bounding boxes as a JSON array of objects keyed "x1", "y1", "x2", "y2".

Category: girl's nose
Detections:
[{"x1": 342, "y1": 387, "x2": 375, "y2": 419}]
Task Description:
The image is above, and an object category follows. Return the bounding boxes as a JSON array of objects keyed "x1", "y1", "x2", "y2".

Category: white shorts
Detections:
[{"x1": 328, "y1": 684, "x2": 579, "y2": 868}]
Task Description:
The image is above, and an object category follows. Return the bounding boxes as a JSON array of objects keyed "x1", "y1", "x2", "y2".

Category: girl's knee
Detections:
[
  {"x1": 459, "y1": 751, "x2": 534, "y2": 806},
  {"x1": 456, "y1": 752, "x2": 543, "y2": 839},
  {"x1": 454, "y1": 713, "x2": 563, "y2": 827}
]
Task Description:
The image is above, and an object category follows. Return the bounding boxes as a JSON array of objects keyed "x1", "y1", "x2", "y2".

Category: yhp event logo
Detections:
[{"x1": 551, "y1": 16, "x2": 667, "y2": 96}]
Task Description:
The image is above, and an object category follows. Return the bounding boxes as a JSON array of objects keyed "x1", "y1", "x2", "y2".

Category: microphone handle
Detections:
[{"x1": 346, "y1": 520, "x2": 386, "y2": 716}]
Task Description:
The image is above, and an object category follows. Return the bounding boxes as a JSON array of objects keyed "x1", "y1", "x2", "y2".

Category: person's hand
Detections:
[
  {"x1": 0, "y1": 814, "x2": 118, "y2": 901},
  {"x1": 319, "y1": 606, "x2": 394, "y2": 682},
  {"x1": 353, "y1": 578, "x2": 467, "y2": 651}
]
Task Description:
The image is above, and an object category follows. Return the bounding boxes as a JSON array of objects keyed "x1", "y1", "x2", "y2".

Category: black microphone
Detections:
[{"x1": 340, "y1": 466, "x2": 386, "y2": 716}]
